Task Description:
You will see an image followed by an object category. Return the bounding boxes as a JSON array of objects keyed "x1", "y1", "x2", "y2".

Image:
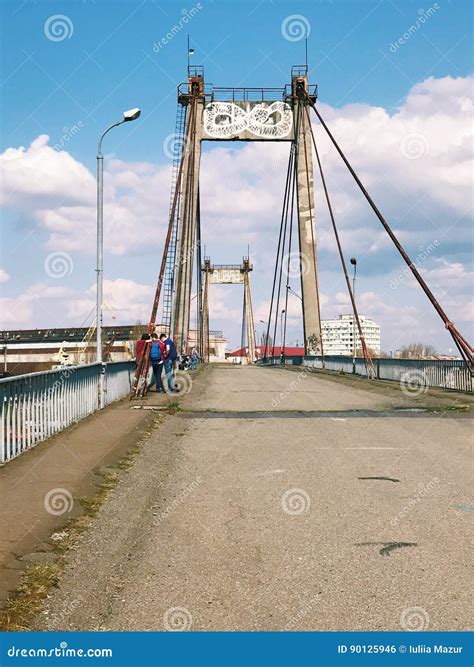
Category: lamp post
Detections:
[
  {"x1": 280, "y1": 309, "x2": 286, "y2": 349},
  {"x1": 350, "y1": 257, "x2": 357, "y2": 364},
  {"x1": 286, "y1": 284, "x2": 302, "y2": 302},
  {"x1": 96, "y1": 108, "x2": 141, "y2": 367}
]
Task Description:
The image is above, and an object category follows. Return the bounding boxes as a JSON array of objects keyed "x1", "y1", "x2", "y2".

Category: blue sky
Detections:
[{"x1": 1, "y1": 0, "x2": 473, "y2": 352}]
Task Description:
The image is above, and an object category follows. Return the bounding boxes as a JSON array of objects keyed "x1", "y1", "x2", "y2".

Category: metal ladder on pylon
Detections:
[{"x1": 161, "y1": 103, "x2": 187, "y2": 333}]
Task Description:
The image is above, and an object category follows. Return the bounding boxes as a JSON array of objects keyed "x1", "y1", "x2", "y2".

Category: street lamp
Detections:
[
  {"x1": 286, "y1": 285, "x2": 302, "y2": 302},
  {"x1": 96, "y1": 108, "x2": 141, "y2": 365},
  {"x1": 350, "y1": 257, "x2": 357, "y2": 362},
  {"x1": 280, "y1": 309, "x2": 286, "y2": 347}
]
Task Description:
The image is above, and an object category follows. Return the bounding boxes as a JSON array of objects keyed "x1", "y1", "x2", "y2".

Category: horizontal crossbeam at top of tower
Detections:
[
  {"x1": 177, "y1": 65, "x2": 318, "y2": 107},
  {"x1": 202, "y1": 258, "x2": 253, "y2": 273}
]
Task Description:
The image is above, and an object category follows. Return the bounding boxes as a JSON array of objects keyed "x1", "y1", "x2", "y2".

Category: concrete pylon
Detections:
[
  {"x1": 202, "y1": 258, "x2": 256, "y2": 364},
  {"x1": 169, "y1": 66, "x2": 322, "y2": 359},
  {"x1": 173, "y1": 74, "x2": 204, "y2": 354},
  {"x1": 202, "y1": 259, "x2": 211, "y2": 363},
  {"x1": 293, "y1": 73, "x2": 323, "y2": 355},
  {"x1": 243, "y1": 260, "x2": 256, "y2": 363}
]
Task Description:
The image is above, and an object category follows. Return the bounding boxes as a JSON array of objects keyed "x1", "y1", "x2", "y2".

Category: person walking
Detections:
[
  {"x1": 190, "y1": 347, "x2": 198, "y2": 370},
  {"x1": 149, "y1": 333, "x2": 164, "y2": 392},
  {"x1": 160, "y1": 333, "x2": 178, "y2": 392}
]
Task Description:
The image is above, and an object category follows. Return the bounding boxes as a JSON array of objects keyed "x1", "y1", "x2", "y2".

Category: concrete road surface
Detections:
[{"x1": 35, "y1": 366, "x2": 472, "y2": 631}]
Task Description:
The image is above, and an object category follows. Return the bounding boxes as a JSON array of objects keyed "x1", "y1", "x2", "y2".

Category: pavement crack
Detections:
[
  {"x1": 355, "y1": 541, "x2": 418, "y2": 556},
  {"x1": 358, "y1": 476, "x2": 400, "y2": 483}
]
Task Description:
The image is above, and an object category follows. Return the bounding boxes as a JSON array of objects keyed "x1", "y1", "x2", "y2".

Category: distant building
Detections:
[
  {"x1": 187, "y1": 329, "x2": 227, "y2": 363},
  {"x1": 227, "y1": 346, "x2": 304, "y2": 363},
  {"x1": 0, "y1": 326, "x2": 228, "y2": 376},
  {"x1": 321, "y1": 315, "x2": 380, "y2": 356}
]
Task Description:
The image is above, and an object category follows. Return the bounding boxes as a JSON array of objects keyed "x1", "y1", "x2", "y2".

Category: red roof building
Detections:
[{"x1": 227, "y1": 346, "x2": 305, "y2": 358}]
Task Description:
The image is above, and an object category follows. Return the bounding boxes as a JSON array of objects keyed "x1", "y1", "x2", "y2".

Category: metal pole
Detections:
[
  {"x1": 96, "y1": 120, "x2": 126, "y2": 365},
  {"x1": 352, "y1": 261, "x2": 357, "y2": 363},
  {"x1": 96, "y1": 151, "x2": 104, "y2": 364},
  {"x1": 96, "y1": 110, "x2": 141, "y2": 400},
  {"x1": 280, "y1": 310, "x2": 285, "y2": 348}
]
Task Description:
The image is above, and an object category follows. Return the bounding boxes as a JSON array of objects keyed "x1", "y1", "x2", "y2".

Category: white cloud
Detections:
[
  {"x1": 0, "y1": 298, "x2": 33, "y2": 327},
  {"x1": 1, "y1": 137, "x2": 171, "y2": 255},
  {"x1": 0, "y1": 279, "x2": 154, "y2": 329},
  {"x1": 0, "y1": 75, "x2": 472, "y2": 351},
  {"x1": 0, "y1": 269, "x2": 10, "y2": 283},
  {"x1": 67, "y1": 278, "x2": 155, "y2": 324}
]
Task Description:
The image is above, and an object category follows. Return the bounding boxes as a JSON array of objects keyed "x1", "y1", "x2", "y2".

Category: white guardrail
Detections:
[
  {"x1": 261, "y1": 356, "x2": 472, "y2": 393},
  {"x1": 0, "y1": 361, "x2": 135, "y2": 463}
]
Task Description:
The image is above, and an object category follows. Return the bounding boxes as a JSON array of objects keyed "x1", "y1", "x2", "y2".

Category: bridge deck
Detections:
[{"x1": 3, "y1": 366, "x2": 471, "y2": 631}]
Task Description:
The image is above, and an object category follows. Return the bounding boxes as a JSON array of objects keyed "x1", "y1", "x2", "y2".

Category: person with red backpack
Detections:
[
  {"x1": 149, "y1": 333, "x2": 164, "y2": 392},
  {"x1": 135, "y1": 332, "x2": 150, "y2": 363}
]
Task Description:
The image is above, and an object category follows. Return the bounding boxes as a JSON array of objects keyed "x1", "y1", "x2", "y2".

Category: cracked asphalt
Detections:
[{"x1": 34, "y1": 365, "x2": 472, "y2": 631}]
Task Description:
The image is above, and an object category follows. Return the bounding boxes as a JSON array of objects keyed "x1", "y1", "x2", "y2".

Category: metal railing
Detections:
[
  {"x1": 1, "y1": 361, "x2": 135, "y2": 463},
  {"x1": 260, "y1": 356, "x2": 472, "y2": 393}
]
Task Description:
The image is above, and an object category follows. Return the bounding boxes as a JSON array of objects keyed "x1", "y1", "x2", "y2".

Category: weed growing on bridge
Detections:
[
  {"x1": 0, "y1": 562, "x2": 61, "y2": 631},
  {"x1": 0, "y1": 421, "x2": 161, "y2": 631}
]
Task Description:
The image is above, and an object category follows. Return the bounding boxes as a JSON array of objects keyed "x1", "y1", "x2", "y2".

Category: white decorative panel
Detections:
[
  {"x1": 209, "y1": 269, "x2": 245, "y2": 284},
  {"x1": 203, "y1": 101, "x2": 293, "y2": 140}
]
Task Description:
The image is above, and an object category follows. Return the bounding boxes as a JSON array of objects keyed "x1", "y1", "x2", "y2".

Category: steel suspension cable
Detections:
[
  {"x1": 266, "y1": 97, "x2": 304, "y2": 360},
  {"x1": 264, "y1": 140, "x2": 297, "y2": 359},
  {"x1": 282, "y1": 134, "x2": 299, "y2": 352},
  {"x1": 306, "y1": 95, "x2": 473, "y2": 369},
  {"x1": 271, "y1": 135, "x2": 300, "y2": 359},
  {"x1": 305, "y1": 106, "x2": 375, "y2": 378},
  {"x1": 272, "y1": 144, "x2": 297, "y2": 357}
]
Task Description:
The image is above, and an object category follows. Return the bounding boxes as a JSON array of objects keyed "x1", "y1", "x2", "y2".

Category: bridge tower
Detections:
[
  {"x1": 168, "y1": 65, "x2": 322, "y2": 357},
  {"x1": 202, "y1": 258, "x2": 256, "y2": 364}
]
